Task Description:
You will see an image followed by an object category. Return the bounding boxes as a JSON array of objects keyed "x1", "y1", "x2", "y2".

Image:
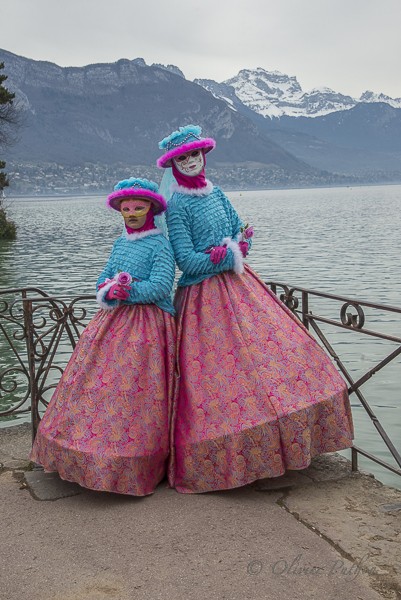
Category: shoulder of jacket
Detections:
[
  {"x1": 150, "y1": 233, "x2": 170, "y2": 248},
  {"x1": 167, "y1": 193, "x2": 187, "y2": 210},
  {"x1": 211, "y1": 185, "x2": 223, "y2": 195},
  {"x1": 111, "y1": 235, "x2": 125, "y2": 249}
]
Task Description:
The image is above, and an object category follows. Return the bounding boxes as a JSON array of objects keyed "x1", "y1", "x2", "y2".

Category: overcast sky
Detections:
[{"x1": 2, "y1": 0, "x2": 401, "y2": 98}]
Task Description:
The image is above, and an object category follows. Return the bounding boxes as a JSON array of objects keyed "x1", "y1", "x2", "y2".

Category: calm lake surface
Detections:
[{"x1": 1, "y1": 184, "x2": 400, "y2": 489}]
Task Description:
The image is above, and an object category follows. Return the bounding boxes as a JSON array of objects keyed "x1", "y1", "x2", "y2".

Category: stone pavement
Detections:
[{"x1": 1, "y1": 423, "x2": 400, "y2": 600}]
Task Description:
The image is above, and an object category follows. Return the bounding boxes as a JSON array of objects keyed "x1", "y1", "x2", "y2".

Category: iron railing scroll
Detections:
[{"x1": 0, "y1": 288, "x2": 96, "y2": 441}]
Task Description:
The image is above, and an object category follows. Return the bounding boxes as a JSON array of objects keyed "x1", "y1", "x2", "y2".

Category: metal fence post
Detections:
[
  {"x1": 302, "y1": 290, "x2": 309, "y2": 329},
  {"x1": 23, "y1": 297, "x2": 39, "y2": 442}
]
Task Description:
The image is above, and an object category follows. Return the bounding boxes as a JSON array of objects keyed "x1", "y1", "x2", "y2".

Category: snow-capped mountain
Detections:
[
  {"x1": 193, "y1": 79, "x2": 240, "y2": 112},
  {"x1": 359, "y1": 90, "x2": 401, "y2": 109},
  {"x1": 196, "y1": 68, "x2": 400, "y2": 118},
  {"x1": 225, "y1": 68, "x2": 306, "y2": 117}
]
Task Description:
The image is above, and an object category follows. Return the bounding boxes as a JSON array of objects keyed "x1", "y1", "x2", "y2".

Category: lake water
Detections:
[{"x1": 1, "y1": 184, "x2": 400, "y2": 489}]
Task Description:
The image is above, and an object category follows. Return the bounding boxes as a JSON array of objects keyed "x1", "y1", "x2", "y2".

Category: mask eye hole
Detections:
[
  {"x1": 135, "y1": 206, "x2": 146, "y2": 212},
  {"x1": 176, "y1": 154, "x2": 187, "y2": 162},
  {"x1": 191, "y1": 150, "x2": 200, "y2": 157},
  {"x1": 122, "y1": 206, "x2": 130, "y2": 212}
]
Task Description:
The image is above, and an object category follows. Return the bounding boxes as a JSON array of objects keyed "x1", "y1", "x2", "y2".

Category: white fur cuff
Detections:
[
  {"x1": 96, "y1": 281, "x2": 117, "y2": 311},
  {"x1": 222, "y1": 237, "x2": 244, "y2": 275}
]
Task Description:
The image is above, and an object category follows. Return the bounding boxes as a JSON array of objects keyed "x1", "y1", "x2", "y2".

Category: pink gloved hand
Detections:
[
  {"x1": 98, "y1": 277, "x2": 113, "y2": 290},
  {"x1": 106, "y1": 283, "x2": 130, "y2": 301},
  {"x1": 209, "y1": 245, "x2": 227, "y2": 264},
  {"x1": 238, "y1": 241, "x2": 249, "y2": 257}
]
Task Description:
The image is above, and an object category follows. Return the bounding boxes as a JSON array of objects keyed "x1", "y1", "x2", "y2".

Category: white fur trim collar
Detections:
[
  {"x1": 170, "y1": 180, "x2": 213, "y2": 196},
  {"x1": 124, "y1": 227, "x2": 162, "y2": 241}
]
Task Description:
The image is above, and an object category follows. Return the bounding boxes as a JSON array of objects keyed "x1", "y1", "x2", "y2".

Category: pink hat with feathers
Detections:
[
  {"x1": 157, "y1": 124, "x2": 215, "y2": 169},
  {"x1": 107, "y1": 178, "x2": 167, "y2": 213}
]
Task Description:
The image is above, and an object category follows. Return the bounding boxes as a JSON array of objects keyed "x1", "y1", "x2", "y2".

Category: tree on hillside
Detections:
[{"x1": 0, "y1": 61, "x2": 17, "y2": 239}]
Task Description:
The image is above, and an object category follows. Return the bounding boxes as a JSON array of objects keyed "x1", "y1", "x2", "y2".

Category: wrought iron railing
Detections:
[
  {"x1": 0, "y1": 288, "x2": 97, "y2": 441},
  {"x1": 0, "y1": 285, "x2": 400, "y2": 480}
]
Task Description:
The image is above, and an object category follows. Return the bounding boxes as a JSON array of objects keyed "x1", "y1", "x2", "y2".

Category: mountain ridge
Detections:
[
  {"x1": 196, "y1": 66, "x2": 401, "y2": 118},
  {"x1": 1, "y1": 49, "x2": 401, "y2": 194},
  {"x1": 0, "y1": 48, "x2": 308, "y2": 170}
]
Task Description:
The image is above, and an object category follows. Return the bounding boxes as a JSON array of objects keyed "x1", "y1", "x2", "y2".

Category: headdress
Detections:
[
  {"x1": 107, "y1": 178, "x2": 167, "y2": 214},
  {"x1": 157, "y1": 124, "x2": 215, "y2": 169}
]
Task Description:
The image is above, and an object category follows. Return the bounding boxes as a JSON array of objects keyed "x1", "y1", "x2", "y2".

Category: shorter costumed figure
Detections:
[
  {"x1": 157, "y1": 124, "x2": 354, "y2": 494},
  {"x1": 30, "y1": 178, "x2": 176, "y2": 496}
]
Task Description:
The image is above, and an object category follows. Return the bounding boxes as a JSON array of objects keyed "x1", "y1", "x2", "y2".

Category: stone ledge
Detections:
[
  {"x1": 24, "y1": 470, "x2": 83, "y2": 501},
  {"x1": 282, "y1": 472, "x2": 401, "y2": 597},
  {"x1": 0, "y1": 423, "x2": 32, "y2": 470}
]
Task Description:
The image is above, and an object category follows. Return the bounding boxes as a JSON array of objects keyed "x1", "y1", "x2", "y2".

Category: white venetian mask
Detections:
[{"x1": 173, "y1": 149, "x2": 205, "y2": 176}]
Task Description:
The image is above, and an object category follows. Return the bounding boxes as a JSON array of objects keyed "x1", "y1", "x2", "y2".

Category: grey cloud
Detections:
[{"x1": 1, "y1": 0, "x2": 401, "y2": 97}]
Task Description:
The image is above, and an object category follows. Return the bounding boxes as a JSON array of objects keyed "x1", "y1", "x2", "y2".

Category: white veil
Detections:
[{"x1": 154, "y1": 168, "x2": 176, "y2": 239}]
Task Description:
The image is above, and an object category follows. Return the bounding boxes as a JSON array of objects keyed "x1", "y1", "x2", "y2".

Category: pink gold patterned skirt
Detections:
[
  {"x1": 169, "y1": 266, "x2": 353, "y2": 494},
  {"x1": 30, "y1": 304, "x2": 176, "y2": 496}
]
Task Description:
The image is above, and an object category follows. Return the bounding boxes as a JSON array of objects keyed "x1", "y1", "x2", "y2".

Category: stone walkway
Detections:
[{"x1": 1, "y1": 423, "x2": 400, "y2": 600}]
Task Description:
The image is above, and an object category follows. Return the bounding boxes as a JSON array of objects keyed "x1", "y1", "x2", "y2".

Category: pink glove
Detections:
[
  {"x1": 209, "y1": 245, "x2": 227, "y2": 264},
  {"x1": 105, "y1": 283, "x2": 130, "y2": 301},
  {"x1": 238, "y1": 241, "x2": 249, "y2": 257}
]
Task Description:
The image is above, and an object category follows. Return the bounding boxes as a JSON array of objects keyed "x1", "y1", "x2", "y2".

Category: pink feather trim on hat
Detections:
[
  {"x1": 157, "y1": 138, "x2": 216, "y2": 169},
  {"x1": 107, "y1": 188, "x2": 167, "y2": 213}
]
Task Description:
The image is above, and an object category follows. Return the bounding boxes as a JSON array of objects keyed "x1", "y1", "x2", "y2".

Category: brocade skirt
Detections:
[
  {"x1": 169, "y1": 265, "x2": 353, "y2": 493},
  {"x1": 30, "y1": 304, "x2": 176, "y2": 496}
]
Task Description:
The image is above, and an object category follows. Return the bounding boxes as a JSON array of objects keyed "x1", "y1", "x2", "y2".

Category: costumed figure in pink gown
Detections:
[
  {"x1": 30, "y1": 178, "x2": 176, "y2": 496},
  {"x1": 157, "y1": 124, "x2": 354, "y2": 494}
]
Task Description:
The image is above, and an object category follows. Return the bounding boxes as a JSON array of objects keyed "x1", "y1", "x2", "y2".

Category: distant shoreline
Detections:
[{"x1": 5, "y1": 180, "x2": 401, "y2": 201}]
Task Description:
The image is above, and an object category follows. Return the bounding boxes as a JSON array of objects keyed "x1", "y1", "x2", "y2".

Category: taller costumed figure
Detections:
[{"x1": 157, "y1": 124, "x2": 354, "y2": 494}]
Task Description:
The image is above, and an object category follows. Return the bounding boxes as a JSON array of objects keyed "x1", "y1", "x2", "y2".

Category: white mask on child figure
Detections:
[{"x1": 173, "y1": 149, "x2": 205, "y2": 176}]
